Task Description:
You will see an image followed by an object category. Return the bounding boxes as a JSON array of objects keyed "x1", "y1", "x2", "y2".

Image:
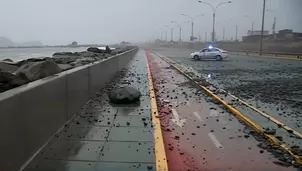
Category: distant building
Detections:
[
  {"x1": 247, "y1": 30, "x2": 269, "y2": 36},
  {"x1": 242, "y1": 30, "x2": 270, "y2": 42},
  {"x1": 273, "y1": 29, "x2": 302, "y2": 41},
  {"x1": 71, "y1": 41, "x2": 78, "y2": 46}
]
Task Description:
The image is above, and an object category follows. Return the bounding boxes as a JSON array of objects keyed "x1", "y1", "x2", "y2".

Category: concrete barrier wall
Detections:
[{"x1": 0, "y1": 48, "x2": 138, "y2": 171}]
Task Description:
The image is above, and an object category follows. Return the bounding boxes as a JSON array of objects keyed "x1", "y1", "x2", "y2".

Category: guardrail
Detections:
[
  {"x1": 231, "y1": 50, "x2": 302, "y2": 59},
  {"x1": 232, "y1": 50, "x2": 302, "y2": 57},
  {"x1": 0, "y1": 47, "x2": 138, "y2": 171}
]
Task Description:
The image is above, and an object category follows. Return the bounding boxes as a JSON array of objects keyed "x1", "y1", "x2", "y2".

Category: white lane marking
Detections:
[
  {"x1": 193, "y1": 112, "x2": 203, "y2": 122},
  {"x1": 171, "y1": 108, "x2": 186, "y2": 127},
  {"x1": 208, "y1": 133, "x2": 224, "y2": 149}
]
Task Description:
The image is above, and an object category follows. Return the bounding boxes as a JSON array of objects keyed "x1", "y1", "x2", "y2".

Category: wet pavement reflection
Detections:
[
  {"x1": 24, "y1": 50, "x2": 156, "y2": 171},
  {"x1": 147, "y1": 50, "x2": 299, "y2": 171}
]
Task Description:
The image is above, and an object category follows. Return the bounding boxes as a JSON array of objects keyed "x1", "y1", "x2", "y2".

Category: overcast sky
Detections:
[{"x1": 0, "y1": 0, "x2": 301, "y2": 45}]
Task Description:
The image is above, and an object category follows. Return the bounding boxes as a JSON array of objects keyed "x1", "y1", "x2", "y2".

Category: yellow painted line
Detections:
[
  {"x1": 145, "y1": 51, "x2": 169, "y2": 171},
  {"x1": 151, "y1": 51, "x2": 302, "y2": 165},
  {"x1": 232, "y1": 52, "x2": 302, "y2": 61},
  {"x1": 219, "y1": 89, "x2": 302, "y2": 139}
]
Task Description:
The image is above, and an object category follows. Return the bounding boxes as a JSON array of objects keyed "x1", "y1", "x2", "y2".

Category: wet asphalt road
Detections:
[
  {"x1": 147, "y1": 51, "x2": 299, "y2": 170},
  {"x1": 149, "y1": 47, "x2": 302, "y2": 158},
  {"x1": 150, "y1": 47, "x2": 302, "y2": 129}
]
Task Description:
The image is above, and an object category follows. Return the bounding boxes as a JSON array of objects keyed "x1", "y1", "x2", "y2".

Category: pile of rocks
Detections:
[{"x1": 0, "y1": 46, "x2": 134, "y2": 93}]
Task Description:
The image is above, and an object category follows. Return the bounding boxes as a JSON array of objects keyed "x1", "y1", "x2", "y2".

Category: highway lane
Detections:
[
  {"x1": 147, "y1": 51, "x2": 299, "y2": 170},
  {"x1": 149, "y1": 47, "x2": 302, "y2": 155}
]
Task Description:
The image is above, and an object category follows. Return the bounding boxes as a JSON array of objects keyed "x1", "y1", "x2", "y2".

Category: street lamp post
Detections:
[
  {"x1": 181, "y1": 13, "x2": 204, "y2": 41},
  {"x1": 235, "y1": 25, "x2": 238, "y2": 41},
  {"x1": 171, "y1": 21, "x2": 190, "y2": 42},
  {"x1": 165, "y1": 25, "x2": 173, "y2": 42},
  {"x1": 260, "y1": 0, "x2": 266, "y2": 54},
  {"x1": 198, "y1": 1, "x2": 231, "y2": 43}
]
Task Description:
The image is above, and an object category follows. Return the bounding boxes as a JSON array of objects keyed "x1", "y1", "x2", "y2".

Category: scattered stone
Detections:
[
  {"x1": 109, "y1": 86, "x2": 141, "y2": 104},
  {"x1": 273, "y1": 161, "x2": 291, "y2": 167},
  {"x1": 276, "y1": 136, "x2": 283, "y2": 141},
  {"x1": 244, "y1": 134, "x2": 250, "y2": 138},
  {"x1": 257, "y1": 143, "x2": 268, "y2": 149},
  {"x1": 263, "y1": 128, "x2": 276, "y2": 135}
]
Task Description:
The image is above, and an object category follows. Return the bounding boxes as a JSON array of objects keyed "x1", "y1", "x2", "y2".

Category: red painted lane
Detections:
[{"x1": 146, "y1": 50, "x2": 296, "y2": 171}]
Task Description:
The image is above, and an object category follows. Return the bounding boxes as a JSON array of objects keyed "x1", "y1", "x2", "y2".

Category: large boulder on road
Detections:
[
  {"x1": 109, "y1": 86, "x2": 141, "y2": 104},
  {"x1": 15, "y1": 60, "x2": 62, "y2": 81}
]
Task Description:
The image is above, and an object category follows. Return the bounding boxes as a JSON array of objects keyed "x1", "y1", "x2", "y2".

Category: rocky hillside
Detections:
[
  {"x1": 0, "y1": 37, "x2": 15, "y2": 47},
  {"x1": 0, "y1": 36, "x2": 43, "y2": 47}
]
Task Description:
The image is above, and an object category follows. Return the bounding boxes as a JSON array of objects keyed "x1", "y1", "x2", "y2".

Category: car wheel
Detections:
[
  {"x1": 194, "y1": 55, "x2": 200, "y2": 60},
  {"x1": 215, "y1": 55, "x2": 222, "y2": 61}
]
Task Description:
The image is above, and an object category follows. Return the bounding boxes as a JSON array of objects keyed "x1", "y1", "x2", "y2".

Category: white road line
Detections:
[
  {"x1": 208, "y1": 133, "x2": 223, "y2": 149},
  {"x1": 193, "y1": 112, "x2": 203, "y2": 122}
]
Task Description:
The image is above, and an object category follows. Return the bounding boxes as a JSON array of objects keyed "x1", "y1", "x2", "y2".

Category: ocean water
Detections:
[{"x1": 0, "y1": 47, "x2": 88, "y2": 61}]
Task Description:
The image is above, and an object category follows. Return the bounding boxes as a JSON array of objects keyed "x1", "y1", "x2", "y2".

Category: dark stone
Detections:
[
  {"x1": 15, "y1": 60, "x2": 62, "y2": 81},
  {"x1": 2, "y1": 58, "x2": 13, "y2": 62},
  {"x1": 105, "y1": 45, "x2": 112, "y2": 53},
  {"x1": 257, "y1": 143, "x2": 268, "y2": 149},
  {"x1": 108, "y1": 86, "x2": 141, "y2": 104},
  {"x1": 0, "y1": 62, "x2": 19, "y2": 72},
  {"x1": 0, "y1": 71, "x2": 15, "y2": 83},
  {"x1": 264, "y1": 128, "x2": 276, "y2": 135},
  {"x1": 53, "y1": 52, "x2": 73, "y2": 56},
  {"x1": 273, "y1": 161, "x2": 291, "y2": 167},
  {"x1": 26, "y1": 57, "x2": 49, "y2": 62},
  {"x1": 58, "y1": 64, "x2": 73, "y2": 71},
  {"x1": 87, "y1": 47, "x2": 105, "y2": 53}
]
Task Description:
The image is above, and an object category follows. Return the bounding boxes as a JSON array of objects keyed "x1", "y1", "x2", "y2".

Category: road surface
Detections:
[
  {"x1": 146, "y1": 50, "x2": 300, "y2": 171},
  {"x1": 23, "y1": 48, "x2": 302, "y2": 171}
]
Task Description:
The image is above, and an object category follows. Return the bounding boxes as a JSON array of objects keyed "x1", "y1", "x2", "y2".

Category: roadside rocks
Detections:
[
  {"x1": 108, "y1": 86, "x2": 141, "y2": 104},
  {"x1": 87, "y1": 47, "x2": 106, "y2": 53},
  {"x1": 15, "y1": 60, "x2": 62, "y2": 82},
  {"x1": 2, "y1": 58, "x2": 13, "y2": 62},
  {"x1": 0, "y1": 62, "x2": 19, "y2": 72},
  {"x1": 0, "y1": 46, "x2": 134, "y2": 93}
]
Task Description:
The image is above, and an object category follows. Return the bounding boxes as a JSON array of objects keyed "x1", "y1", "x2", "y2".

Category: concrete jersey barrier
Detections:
[{"x1": 0, "y1": 47, "x2": 138, "y2": 171}]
